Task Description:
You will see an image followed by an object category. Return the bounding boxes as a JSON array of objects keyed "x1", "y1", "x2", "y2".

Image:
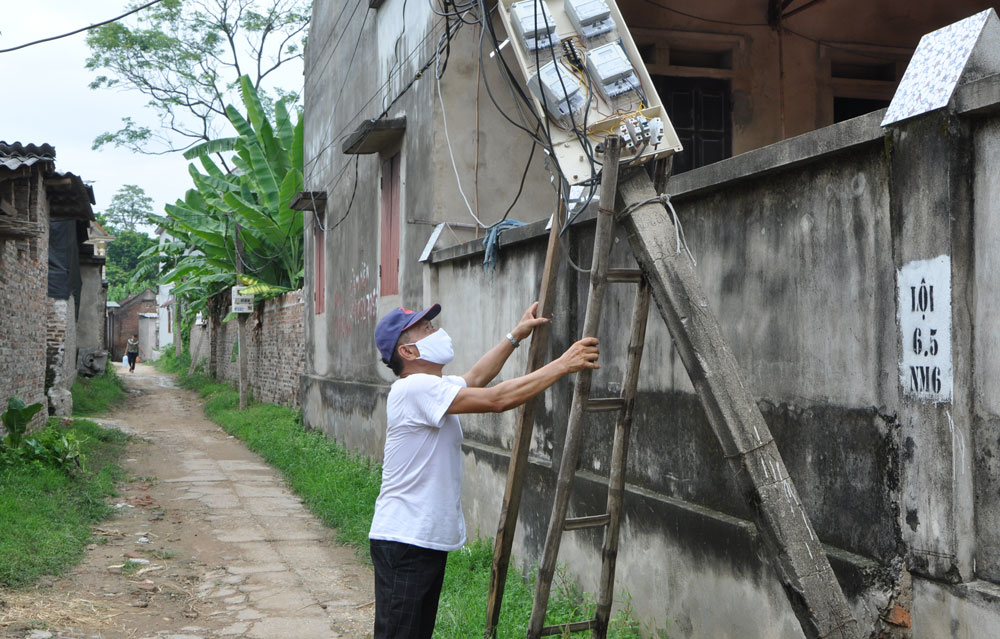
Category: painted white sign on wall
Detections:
[{"x1": 898, "y1": 256, "x2": 952, "y2": 402}]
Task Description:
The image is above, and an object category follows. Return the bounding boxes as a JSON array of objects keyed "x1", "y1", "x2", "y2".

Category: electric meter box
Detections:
[
  {"x1": 565, "y1": 0, "x2": 614, "y2": 40},
  {"x1": 510, "y1": 0, "x2": 560, "y2": 51},
  {"x1": 586, "y1": 42, "x2": 640, "y2": 101},
  {"x1": 231, "y1": 286, "x2": 253, "y2": 314},
  {"x1": 496, "y1": 0, "x2": 684, "y2": 185},
  {"x1": 528, "y1": 61, "x2": 586, "y2": 128}
]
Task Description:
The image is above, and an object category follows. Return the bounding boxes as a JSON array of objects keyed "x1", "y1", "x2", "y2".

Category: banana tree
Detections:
[{"x1": 135, "y1": 75, "x2": 305, "y2": 322}]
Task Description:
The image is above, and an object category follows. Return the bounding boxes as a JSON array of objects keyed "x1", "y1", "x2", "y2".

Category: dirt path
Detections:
[{"x1": 2, "y1": 363, "x2": 374, "y2": 639}]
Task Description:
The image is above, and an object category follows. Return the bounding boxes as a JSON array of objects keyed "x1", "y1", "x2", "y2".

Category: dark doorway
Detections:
[{"x1": 652, "y1": 76, "x2": 732, "y2": 174}]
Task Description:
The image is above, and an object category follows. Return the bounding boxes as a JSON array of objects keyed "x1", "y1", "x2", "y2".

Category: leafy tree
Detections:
[
  {"x1": 86, "y1": 0, "x2": 309, "y2": 154},
  {"x1": 104, "y1": 184, "x2": 153, "y2": 232},
  {"x1": 107, "y1": 229, "x2": 158, "y2": 301},
  {"x1": 137, "y1": 75, "x2": 304, "y2": 321}
]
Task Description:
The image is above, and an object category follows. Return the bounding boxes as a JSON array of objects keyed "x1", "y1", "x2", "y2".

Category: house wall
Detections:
[
  {"x1": 158, "y1": 282, "x2": 174, "y2": 353},
  {"x1": 0, "y1": 168, "x2": 50, "y2": 429},
  {"x1": 77, "y1": 259, "x2": 107, "y2": 358},
  {"x1": 619, "y1": 0, "x2": 994, "y2": 152},
  {"x1": 138, "y1": 315, "x2": 158, "y2": 362}
]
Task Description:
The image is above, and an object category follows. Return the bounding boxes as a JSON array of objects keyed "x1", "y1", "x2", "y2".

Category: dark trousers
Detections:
[
  {"x1": 370, "y1": 539, "x2": 448, "y2": 639},
  {"x1": 127, "y1": 352, "x2": 138, "y2": 370}
]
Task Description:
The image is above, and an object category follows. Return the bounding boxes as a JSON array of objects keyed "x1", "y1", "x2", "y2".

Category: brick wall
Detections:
[
  {"x1": 0, "y1": 169, "x2": 50, "y2": 430},
  {"x1": 191, "y1": 290, "x2": 305, "y2": 407}
]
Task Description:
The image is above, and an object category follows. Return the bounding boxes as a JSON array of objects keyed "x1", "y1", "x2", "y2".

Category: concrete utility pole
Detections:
[
  {"x1": 234, "y1": 221, "x2": 249, "y2": 411},
  {"x1": 617, "y1": 171, "x2": 859, "y2": 639}
]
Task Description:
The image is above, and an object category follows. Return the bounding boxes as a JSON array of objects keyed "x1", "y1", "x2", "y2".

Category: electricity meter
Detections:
[
  {"x1": 565, "y1": 0, "x2": 615, "y2": 40},
  {"x1": 510, "y1": 0, "x2": 560, "y2": 52},
  {"x1": 529, "y1": 61, "x2": 586, "y2": 128},
  {"x1": 586, "y1": 41, "x2": 640, "y2": 101}
]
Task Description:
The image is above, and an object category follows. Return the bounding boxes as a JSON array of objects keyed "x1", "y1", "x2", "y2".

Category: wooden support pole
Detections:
[
  {"x1": 616, "y1": 171, "x2": 859, "y2": 639},
  {"x1": 527, "y1": 135, "x2": 622, "y2": 639},
  {"x1": 234, "y1": 221, "x2": 249, "y2": 411},
  {"x1": 594, "y1": 279, "x2": 649, "y2": 638},
  {"x1": 174, "y1": 296, "x2": 182, "y2": 359},
  {"x1": 484, "y1": 197, "x2": 565, "y2": 638}
]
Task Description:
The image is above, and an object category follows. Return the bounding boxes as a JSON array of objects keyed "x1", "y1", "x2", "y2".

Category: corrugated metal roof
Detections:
[{"x1": 0, "y1": 141, "x2": 55, "y2": 171}]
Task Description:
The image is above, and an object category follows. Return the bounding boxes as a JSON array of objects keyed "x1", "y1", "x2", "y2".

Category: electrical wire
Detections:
[
  {"x1": 0, "y1": 0, "x2": 166, "y2": 54},
  {"x1": 326, "y1": 155, "x2": 362, "y2": 233},
  {"x1": 437, "y1": 34, "x2": 488, "y2": 228},
  {"x1": 635, "y1": 0, "x2": 769, "y2": 27}
]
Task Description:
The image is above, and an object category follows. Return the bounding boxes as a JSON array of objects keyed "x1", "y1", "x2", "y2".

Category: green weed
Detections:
[
  {"x1": 153, "y1": 348, "x2": 191, "y2": 375},
  {"x1": 71, "y1": 366, "x2": 127, "y2": 416},
  {"x1": 0, "y1": 418, "x2": 128, "y2": 588}
]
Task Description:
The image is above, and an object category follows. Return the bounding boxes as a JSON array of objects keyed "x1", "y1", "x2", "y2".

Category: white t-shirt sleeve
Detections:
[{"x1": 400, "y1": 374, "x2": 467, "y2": 428}]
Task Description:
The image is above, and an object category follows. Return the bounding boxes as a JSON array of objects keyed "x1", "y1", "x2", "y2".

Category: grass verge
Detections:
[
  {"x1": 71, "y1": 366, "x2": 127, "y2": 416},
  {"x1": 162, "y1": 361, "x2": 653, "y2": 637},
  {"x1": 0, "y1": 418, "x2": 129, "y2": 587}
]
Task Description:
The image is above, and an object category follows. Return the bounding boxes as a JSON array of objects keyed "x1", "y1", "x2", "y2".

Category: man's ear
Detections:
[{"x1": 397, "y1": 342, "x2": 419, "y2": 362}]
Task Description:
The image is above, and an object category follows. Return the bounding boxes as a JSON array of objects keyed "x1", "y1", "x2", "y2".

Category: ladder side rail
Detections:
[
  {"x1": 593, "y1": 280, "x2": 651, "y2": 639},
  {"x1": 485, "y1": 200, "x2": 565, "y2": 638},
  {"x1": 616, "y1": 172, "x2": 859, "y2": 639},
  {"x1": 527, "y1": 136, "x2": 623, "y2": 639}
]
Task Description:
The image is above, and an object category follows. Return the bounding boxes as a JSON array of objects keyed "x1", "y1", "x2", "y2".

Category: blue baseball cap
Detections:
[{"x1": 375, "y1": 303, "x2": 442, "y2": 363}]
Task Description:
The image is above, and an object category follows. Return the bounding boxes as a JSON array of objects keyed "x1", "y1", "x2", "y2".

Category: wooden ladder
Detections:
[
  {"x1": 528, "y1": 136, "x2": 646, "y2": 638},
  {"x1": 486, "y1": 133, "x2": 861, "y2": 639}
]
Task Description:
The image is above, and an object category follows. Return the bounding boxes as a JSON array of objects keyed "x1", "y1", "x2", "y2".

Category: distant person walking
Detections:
[{"x1": 126, "y1": 335, "x2": 139, "y2": 373}]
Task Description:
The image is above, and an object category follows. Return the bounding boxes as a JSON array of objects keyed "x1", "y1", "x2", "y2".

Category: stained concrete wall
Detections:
[
  {"x1": 77, "y1": 258, "x2": 107, "y2": 357},
  {"x1": 972, "y1": 102, "x2": 1000, "y2": 585}
]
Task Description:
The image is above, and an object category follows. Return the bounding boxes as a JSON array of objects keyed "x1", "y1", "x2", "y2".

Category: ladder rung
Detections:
[
  {"x1": 564, "y1": 514, "x2": 611, "y2": 531},
  {"x1": 540, "y1": 619, "x2": 595, "y2": 636},
  {"x1": 606, "y1": 268, "x2": 643, "y2": 283},
  {"x1": 586, "y1": 397, "x2": 626, "y2": 412}
]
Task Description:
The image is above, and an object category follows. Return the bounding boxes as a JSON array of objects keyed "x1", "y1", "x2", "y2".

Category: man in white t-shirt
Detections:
[{"x1": 370, "y1": 302, "x2": 599, "y2": 639}]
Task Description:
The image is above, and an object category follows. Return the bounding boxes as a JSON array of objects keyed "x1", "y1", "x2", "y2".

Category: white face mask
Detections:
[{"x1": 406, "y1": 328, "x2": 454, "y2": 365}]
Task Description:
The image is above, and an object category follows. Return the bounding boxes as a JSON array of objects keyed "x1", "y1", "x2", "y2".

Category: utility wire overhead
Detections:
[{"x1": 0, "y1": 0, "x2": 166, "y2": 54}]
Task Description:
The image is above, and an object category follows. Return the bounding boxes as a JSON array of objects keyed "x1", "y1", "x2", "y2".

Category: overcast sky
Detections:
[{"x1": 0, "y1": 1, "x2": 303, "y2": 230}]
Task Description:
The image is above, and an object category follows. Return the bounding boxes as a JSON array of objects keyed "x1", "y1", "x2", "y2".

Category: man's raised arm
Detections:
[
  {"x1": 462, "y1": 302, "x2": 550, "y2": 388},
  {"x1": 450, "y1": 337, "x2": 599, "y2": 414}
]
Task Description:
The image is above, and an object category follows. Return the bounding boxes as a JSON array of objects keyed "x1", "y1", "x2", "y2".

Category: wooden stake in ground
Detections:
[
  {"x1": 616, "y1": 171, "x2": 859, "y2": 639},
  {"x1": 484, "y1": 198, "x2": 564, "y2": 639},
  {"x1": 174, "y1": 297, "x2": 182, "y2": 359},
  {"x1": 234, "y1": 221, "x2": 250, "y2": 411}
]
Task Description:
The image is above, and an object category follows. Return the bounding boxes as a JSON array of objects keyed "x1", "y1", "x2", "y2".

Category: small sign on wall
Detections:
[
  {"x1": 231, "y1": 286, "x2": 254, "y2": 314},
  {"x1": 898, "y1": 256, "x2": 952, "y2": 402}
]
